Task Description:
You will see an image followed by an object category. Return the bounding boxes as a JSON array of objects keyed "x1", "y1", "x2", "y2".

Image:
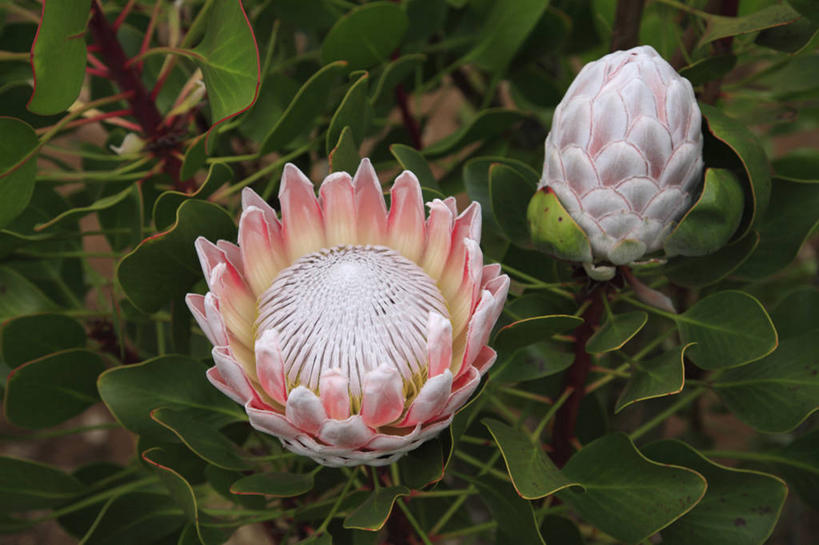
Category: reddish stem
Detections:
[
  {"x1": 113, "y1": 0, "x2": 137, "y2": 30},
  {"x1": 87, "y1": 1, "x2": 183, "y2": 184},
  {"x1": 395, "y1": 84, "x2": 423, "y2": 150},
  {"x1": 551, "y1": 286, "x2": 606, "y2": 467}
]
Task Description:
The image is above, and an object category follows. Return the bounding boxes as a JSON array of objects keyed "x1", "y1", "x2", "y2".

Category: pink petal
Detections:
[
  {"x1": 216, "y1": 240, "x2": 245, "y2": 278},
  {"x1": 387, "y1": 171, "x2": 425, "y2": 262},
  {"x1": 367, "y1": 424, "x2": 422, "y2": 450},
  {"x1": 255, "y1": 329, "x2": 288, "y2": 406},
  {"x1": 285, "y1": 386, "x2": 327, "y2": 435},
  {"x1": 211, "y1": 346, "x2": 259, "y2": 404},
  {"x1": 449, "y1": 239, "x2": 483, "y2": 339},
  {"x1": 459, "y1": 291, "x2": 496, "y2": 376},
  {"x1": 402, "y1": 370, "x2": 453, "y2": 426},
  {"x1": 427, "y1": 311, "x2": 453, "y2": 378},
  {"x1": 206, "y1": 367, "x2": 248, "y2": 405},
  {"x1": 239, "y1": 206, "x2": 288, "y2": 296},
  {"x1": 420, "y1": 199, "x2": 454, "y2": 280},
  {"x1": 186, "y1": 294, "x2": 216, "y2": 346},
  {"x1": 443, "y1": 365, "x2": 481, "y2": 415},
  {"x1": 473, "y1": 345, "x2": 497, "y2": 376},
  {"x1": 241, "y1": 187, "x2": 278, "y2": 224},
  {"x1": 352, "y1": 158, "x2": 388, "y2": 245},
  {"x1": 279, "y1": 163, "x2": 325, "y2": 261},
  {"x1": 194, "y1": 237, "x2": 226, "y2": 288},
  {"x1": 319, "y1": 368, "x2": 350, "y2": 420},
  {"x1": 481, "y1": 263, "x2": 502, "y2": 286},
  {"x1": 318, "y1": 415, "x2": 374, "y2": 449},
  {"x1": 359, "y1": 365, "x2": 405, "y2": 428},
  {"x1": 440, "y1": 202, "x2": 481, "y2": 300},
  {"x1": 245, "y1": 402, "x2": 301, "y2": 440},
  {"x1": 203, "y1": 292, "x2": 228, "y2": 346},
  {"x1": 209, "y1": 262, "x2": 256, "y2": 347},
  {"x1": 319, "y1": 171, "x2": 357, "y2": 247}
]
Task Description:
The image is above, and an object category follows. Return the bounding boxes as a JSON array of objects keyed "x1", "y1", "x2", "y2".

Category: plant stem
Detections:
[
  {"x1": 610, "y1": 0, "x2": 645, "y2": 51},
  {"x1": 396, "y1": 500, "x2": 434, "y2": 545},
  {"x1": 629, "y1": 387, "x2": 704, "y2": 441},
  {"x1": 551, "y1": 285, "x2": 607, "y2": 466}
]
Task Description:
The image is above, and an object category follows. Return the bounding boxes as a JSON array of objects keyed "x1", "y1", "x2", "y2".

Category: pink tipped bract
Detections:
[
  {"x1": 187, "y1": 159, "x2": 509, "y2": 466},
  {"x1": 541, "y1": 45, "x2": 704, "y2": 268}
]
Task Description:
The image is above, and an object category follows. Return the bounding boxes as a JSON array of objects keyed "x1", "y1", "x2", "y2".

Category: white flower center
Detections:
[{"x1": 255, "y1": 245, "x2": 449, "y2": 398}]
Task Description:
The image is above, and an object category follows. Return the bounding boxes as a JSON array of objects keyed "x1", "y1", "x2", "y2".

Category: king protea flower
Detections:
[
  {"x1": 186, "y1": 159, "x2": 509, "y2": 466},
  {"x1": 538, "y1": 45, "x2": 703, "y2": 280}
]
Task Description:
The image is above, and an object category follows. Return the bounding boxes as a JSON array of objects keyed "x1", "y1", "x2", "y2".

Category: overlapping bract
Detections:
[
  {"x1": 187, "y1": 159, "x2": 508, "y2": 466},
  {"x1": 540, "y1": 45, "x2": 703, "y2": 273}
]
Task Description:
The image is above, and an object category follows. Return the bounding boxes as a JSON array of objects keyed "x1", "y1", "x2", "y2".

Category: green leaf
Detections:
[
  {"x1": 151, "y1": 407, "x2": 252, "y2": 470},
  {"x1": 484, "y1": 419, "x2": 580, "y2": 500},
  {"x1": 664, "y1": 168, "x2": 745, "y2": 257},
  {"x1": 676, "y1": 290, "x2": 777, "y2": 370},
  {"x1": 424, "y1": 109, "x2": 528, "y2": 157},
  {"x1": 329, "y1": 126, "x2": 360, "y2": 175},
  {"x1": 700, "y1": 104, "x2": 771, "y2": 236},
  {"x1": 559, "y1": 433, "x2": 706, "y2": 545},
  {"x1": 678, "y1": 54, "x2": 737, "y2": 86},
  {"x1": 0, "y1": 266, "x2": 56, "y2": 321},
  {"x1": 97, "y1": 180, "x2": 144, "y2": 252},
  {"x1": 734, "y1": 178, "x2": 819, "y2": 279},
  {"x1": 494, "y1": 315, "x2": 584, "y2": 357},
  {"x1": 586, "y1": 311, "x2": 647, "y2": 354},
  {"x1": 755, "y1": 17, "x2": 818, "y2": 53},
  {"x1": 261, "y1": 61, "x2": 348, "y2": 154},
  {"x1": 80, "y1": 492, "x2": 185, "y2": 545},
  {"x1": 27, "y1": 0, "x2": 92, "y2": 114},
  {"x1": 0, "y1": 457, "x2": 86, "y2": 512},
  {"x1": 4, "y1": 349, "x2": 105, "y2": 429},
  {"x1": 321, "y1": 2, "x2": 409, "y2": 70},
  {"x1": 326, "y1": 72, "x2": 371, "y2": 154},
  {"x1": 644, "y1": 440, "x2": 787, "y2": 545},
  {"x1": 771, "y1": 286, "x2": 819, "y2": 340},
  {"x1": 462, "y1": 0, "x2": 549, "y2": 73},
  {"x1": 614, "y1": 345, "x2": 689, "y2": 414},
  {"x1": 698, "y1": 4, "x2": 802, "y2": 47},
  {"x1": 490, "y1": 163, "x2": 538, "y2": 247},
  {"x1": 231, "y1": 472, "x2": 315, "y2": 498},
  {"x1": 153, "y1": 163, "x2": 232, "y2": 230},
  {"x1": 527, "y1": 187, "x2": 593, "y2": 262},
  {"x1": 540, "y1": 515, "x2": 585, "y2": 545},
  {"x1": 469, "y1": 478, "x2": 546, "y2": 545},
  {"x1": 464, "y1": 155, "x2": 539, "y2": 231},
  {"x1": 713, "y1": 330, "x2": 819, "y2": 432},
  {"x1": 343, "y1": 486, "x2": 409, "y2": 531},
  {"x1": 369, "y1": 54, "x2": 425, "y2": 108},
  {"x1": 397, "y1": 436, "x2": 446, "y2": 490},
  {"x1": 764, "y1": 430, "x2": 819, "y2": 509},
  {"x1": 191, "y1": 0, "x2": 260, "y2": 127},
  {"x1": 98, "y1": 355, "x2": 243, "y2": 441},
  {"x1": 180, "y1": 134, "x2": 207, "y2": 180},
  {"x1": 0, "y1": 313, "x2": 85, "y2": 367},
  {"x1": 34, "y1": 184, "x2": 136, "y2": 231},
  {"x1": 664, "y1": 231, "x2": 759, "y2": 288},
  {"x1": 0, "y1": 117, "x2": 38, "y2": 229},
  {"x1": 772, "y1": 148, "x2": 819, "y2": 182},
  {"x1": 117, "y1": 199, "x2": 236, "y2": 314},
  {"x1": 390, "y1": 144, "x2": 437, "y2": 190},
  {"x1": 492, "y1": 341, "x2": 574, "y2": 383},
  {"x1": 142, "y1": 448, "x2": 198, "y2": 523}
]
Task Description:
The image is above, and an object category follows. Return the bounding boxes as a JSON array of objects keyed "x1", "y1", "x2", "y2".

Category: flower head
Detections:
[
  {"x1": 187, "y1": 159, "x2": 508, "y2": 466},
  {"x1": 537, "y1": 45, "x2": 703, "y2": 279}
]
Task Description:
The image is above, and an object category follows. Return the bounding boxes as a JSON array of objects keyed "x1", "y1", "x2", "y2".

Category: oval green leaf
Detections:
[
  {"x1": 676, "y1": 290, "x2": 777, "y2": 370},
  {"x1": 490, "y1": 163, "x2": 538, "y2": 247},
  {"x1": 343, "y1": 486, "x2": 410, "y2": 531},
  {"x1": 153, "y1": 163, "x2": 232, "y2": 230},
  {"x1": 493, "y1": 314, "x2": 583, "y2": 357},
  {"x1": 329, "y1": 126, "x2": 360, "y2": 175},
  {"x1": 664, "y1": 168, "x2": 744, "y2": 257},
  {"x1": 390, "y1": 144, "x2": 437, "y2": 190},
  {"x1": 321, "y1": 3, "x2": 409, "y2": 70},
  {"x1": 231, "y1": 472, "x2": 315, "y2": 498},
  {"x1": 664, "y1": 231, "x2": 759, "y2": 288},
  {"x1": 27, "y1": 0, "x2": 92, "y2": 114},
  {"x1": 614, "y1": 345, "x2": 690, "y2": 414},
  {"x1": 424, "y1": 109, "x2": 528, "y2": 157},
  {"x1": 527, "y1": 187, "x2": 593, "y2": 262},
  {"x1": 0, "y1": 266, "x2": 57, "y2": 321},
  {"x1": 0, "y1": 313, "x2": 85, "y2": 367},
  {"x1": 559, "y1": 433, "x2": 707, "y2": 545},
  {"x1": 0, "y1": 456, "x2": 86, "y2": 512},
  {"x1": 713, "y1": 330, "x2": 819, "y2": 433},
  {"x1": 326, "y1": 72, "x2": 371, "y2": 154},
  {"x1": 0, "y1": 117, "x2": 38, "y2": 229},
  {"x1": 586, "y1": 311, "x2": 647, "y2": 354},
  {"x1": 644, "y1": 440, "x2": 787, "y2": 545}
]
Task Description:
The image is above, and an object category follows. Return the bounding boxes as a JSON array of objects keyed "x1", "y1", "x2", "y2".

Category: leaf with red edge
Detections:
[
  {"x1": 191, "y1": 0, "x2": 261, "y2": 130},
  {"x1": 27, "y1": 0, "x2": 93, "y2": 115}
]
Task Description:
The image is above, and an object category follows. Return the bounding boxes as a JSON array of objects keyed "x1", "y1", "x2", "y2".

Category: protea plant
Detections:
[
  {"x1": 186, "y1": 159, "x2": 509, "y2": 466},
  {"x1": 529, "y1": 45, "x2": 705, "y2": 280}
]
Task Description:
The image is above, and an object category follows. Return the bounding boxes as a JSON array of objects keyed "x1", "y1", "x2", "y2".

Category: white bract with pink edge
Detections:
[{"x1": 187, "y1": 159, "x2": 509, "y2": 466}]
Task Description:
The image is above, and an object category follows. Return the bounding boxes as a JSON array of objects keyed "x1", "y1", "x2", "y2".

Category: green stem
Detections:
[
  {"x1": 531, "y1": 387, "x2": 573, "y2": 441},
  {"x1": 396, "y1": 499, "x2": 434, "y2": 545},
  {"x1": 36, "y1": 477, "x2": 157, "y2": 521},
  {"x1": 0, "y1": 423, "x2": 121, "y2": 441},
  {"x1": 214, "y1": 141, "x2": 314, "y2": 199},
  {"x1": 316, "y1": 471, "x2": 356, "y2": 534},
  {"x1": 437, "y1": 520, "x2": 496, "y2": 540},
  {"x1": 621, "y1": 295, "x2": 679, "y2": 321},
  {"x1": 629, "y1": 387, "x2": 704, "y2": 441}
]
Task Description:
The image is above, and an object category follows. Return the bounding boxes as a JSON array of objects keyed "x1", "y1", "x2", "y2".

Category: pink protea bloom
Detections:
[
  {"x1": 186, "y1": 159, "x2": 509, "y2": 466},
  {"x1": 541, "y1": 45, "x2": 703, "y2": 279}
]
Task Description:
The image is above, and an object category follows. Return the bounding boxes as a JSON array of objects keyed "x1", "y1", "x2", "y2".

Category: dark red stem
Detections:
[
  {"x1": 610, "y1": 0, "x2": 646, "y2": 52},
  {"x1": 551, "y1": 286, "x2": 606, "y2": 467},
  {"x1": 395, "y1": 84, "x2": 423, "y2": 150},
  {"x1": 87, "y1": 1, "x2": 183, "y2": 184}
]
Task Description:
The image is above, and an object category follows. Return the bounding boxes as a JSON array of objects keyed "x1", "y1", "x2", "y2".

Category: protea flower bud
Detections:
[
  {"x1": 531, "y1": 45, "x2": 703, "y2": 280},
  {"x1": 187, "y1": 159, "x2": 508, "y2": 466}
]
